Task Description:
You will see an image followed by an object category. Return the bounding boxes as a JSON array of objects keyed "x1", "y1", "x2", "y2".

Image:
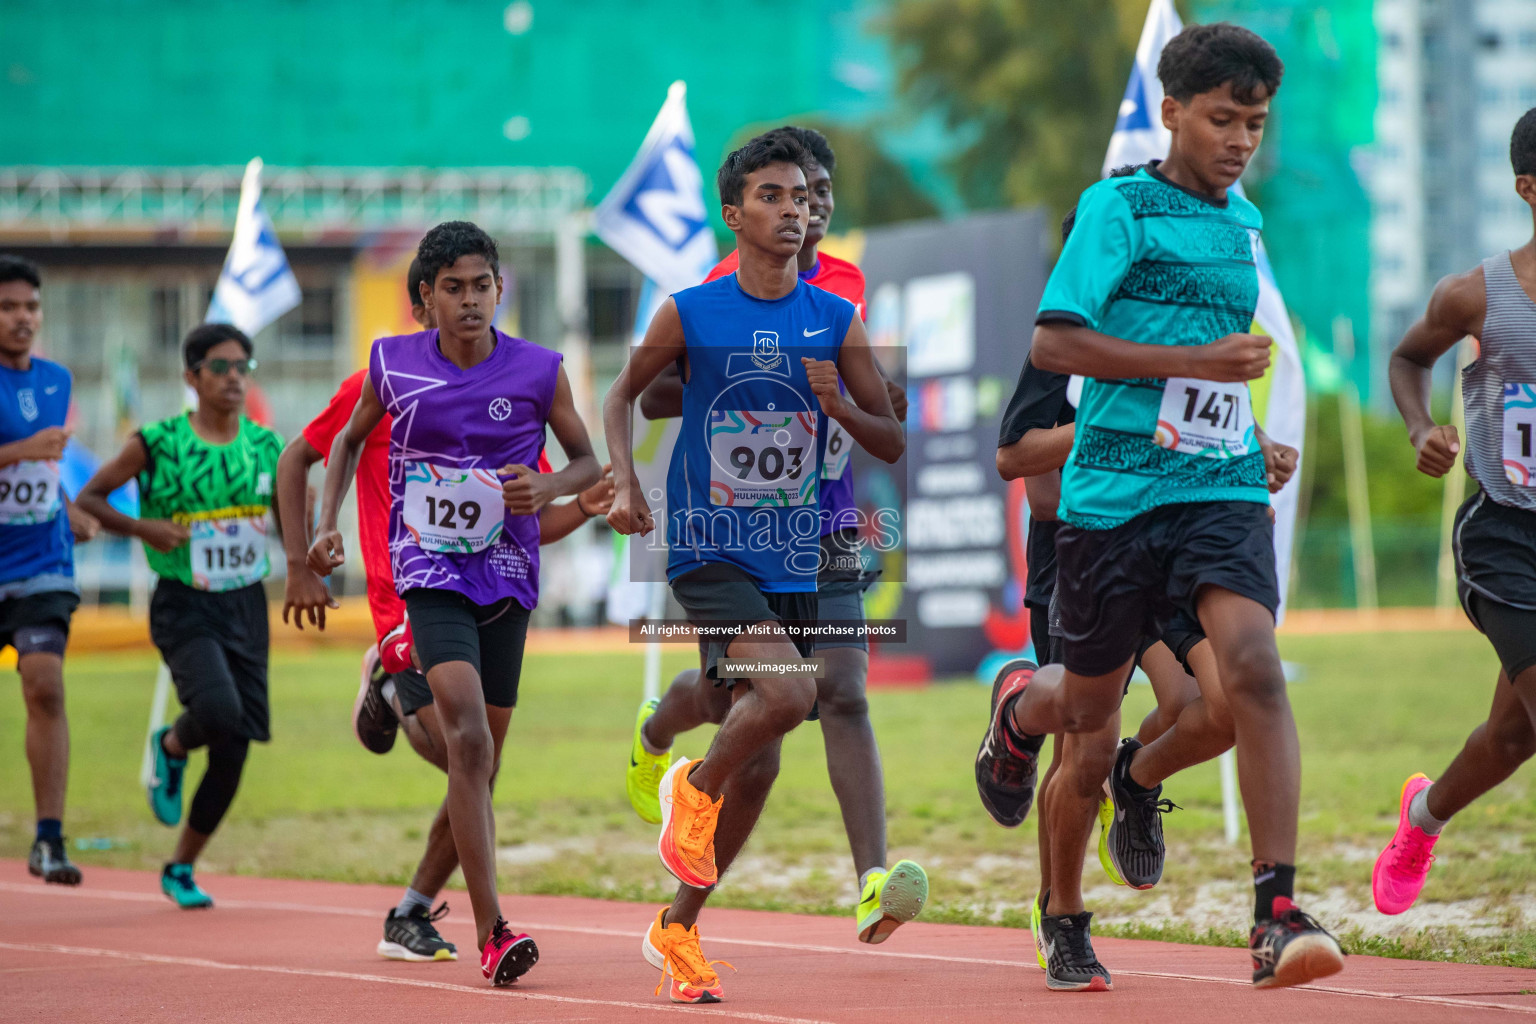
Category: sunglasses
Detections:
[{"x1": 196, "y1": 357, "x2": 258, "y2": 376}]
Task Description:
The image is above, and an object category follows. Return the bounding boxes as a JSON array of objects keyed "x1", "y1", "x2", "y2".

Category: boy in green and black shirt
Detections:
[
  {"x1": 974, "y1": 23, "x2": 1342, "y2": 991},
  {"x1": 80, "y1": 323, "x2": 281, "y2": 909}
]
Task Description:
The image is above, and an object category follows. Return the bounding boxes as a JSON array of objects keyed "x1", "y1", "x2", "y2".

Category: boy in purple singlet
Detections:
[{"x1": 308, "y1": 222, "x2": 600, "y2": 987}]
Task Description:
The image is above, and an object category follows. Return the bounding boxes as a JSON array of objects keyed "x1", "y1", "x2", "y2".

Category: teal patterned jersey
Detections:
[{"x1": 1038, "y1": 165, "x2": 1269, "y2": 530}]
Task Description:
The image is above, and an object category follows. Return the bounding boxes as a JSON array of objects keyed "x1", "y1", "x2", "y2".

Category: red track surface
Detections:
[{"x1": 4, "y1": 862, "x2": 1534, "y2": 1023}]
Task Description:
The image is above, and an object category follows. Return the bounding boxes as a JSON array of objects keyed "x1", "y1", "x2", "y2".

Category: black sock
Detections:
[
  {"x1": 1001, "y1": 694, "x2": 1041, "y2": 746},
  {"x1": 36, "y1": 818, "x2": 62, "y2": 843},
  {"x1": 1253, "y1": 862, "x2": 1296, "y2": 923},
  {"x1": 1122, "y1": 764, "x2": 1158, "y2": 797}
]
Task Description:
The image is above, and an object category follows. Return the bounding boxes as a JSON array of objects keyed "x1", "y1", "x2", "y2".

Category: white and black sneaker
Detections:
[
  {"x1": 1249, "y1": 898, "x2": 1344, "y2": 989},
  {"x1": 378, "y1": 902, "x2": 458, "y2": 962},
  {"x1": 1106, "y1": 737, "x2": 1177, "y2": 889},
  {"x1": 28, "y1": 836, "x2": 82, "y2": 886},
  {"x1": 1039, "y1": 909, "x2": 1112, "y2": 992}
]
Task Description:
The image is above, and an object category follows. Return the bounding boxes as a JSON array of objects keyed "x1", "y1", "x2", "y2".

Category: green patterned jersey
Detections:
[
  {"x1": 1038, "y1": 165, "x2": 1269, "y2": 530},
  {"x1": 136, "y1": 413, "x2": 283, "y2": 589}
]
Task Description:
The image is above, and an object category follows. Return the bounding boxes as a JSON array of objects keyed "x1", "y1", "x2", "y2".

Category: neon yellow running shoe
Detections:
[
  {"x1": 1097, "y1": 779, "x2": 1128, "y2": 886},
  {"x1": 856, "y1": 860, "x2": 928, "y2": 944},
  {"x1": 627, "y1": 699, "x2": 673, "y2": 825},
  {"x1": 1029, "y1": 893, "x2": 1046, "y2": 969}
]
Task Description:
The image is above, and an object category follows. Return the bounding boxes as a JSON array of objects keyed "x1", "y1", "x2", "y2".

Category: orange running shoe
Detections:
[
  {"x1": 642, "y1": 908, "x2": 734, "y2": 1003},
  {"x1": 657, "y1": 757, "x2": 721, "y2": 889}
]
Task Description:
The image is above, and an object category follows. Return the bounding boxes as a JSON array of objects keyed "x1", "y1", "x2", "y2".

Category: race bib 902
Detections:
[
  {"x1": 1502, "y1": 383, "x2": 1536, "y2": 486},
  {"x1": 709, "y1": 410, "x2": 818, "y2": 507},
  {"x1": 402, "y1": 462, "x2": 505, "y2": 553},
  {"x1": 0, "y1": 460, "x2": 63, "y2": 525},
  {"x1": 1154, "y1": 378, "x2": 1254, "y2": 457},
  {"x1": 190, "y1": 514, "x2": 270, "y2": 592}
]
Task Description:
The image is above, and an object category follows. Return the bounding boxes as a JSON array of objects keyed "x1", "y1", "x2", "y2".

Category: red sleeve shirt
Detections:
[
  {"x1": 702, "y1": 249, "x2": 864, "y2": 319},
  {"x1": 302, "y1": 371, "x2": 403, "y2": 641}
]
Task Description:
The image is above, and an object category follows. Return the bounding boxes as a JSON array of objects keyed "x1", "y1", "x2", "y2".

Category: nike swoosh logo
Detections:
[{"x1": 803, "y1": 327, "x2": 830, "y2": 337}]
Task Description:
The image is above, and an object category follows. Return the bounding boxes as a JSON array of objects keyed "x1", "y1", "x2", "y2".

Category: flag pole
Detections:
[
  {"x1": 1434, "y1": 338, "x2": 1473, "y2": 614},
  {"x1": 1334, "y1": 317, "x2": 1378, "y2": 613}
]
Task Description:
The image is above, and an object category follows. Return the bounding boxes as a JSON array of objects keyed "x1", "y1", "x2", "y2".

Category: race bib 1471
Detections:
[
  {"x1": 402, "y1": 462, "x2": 506, "y2": 553},
  {"x1": 0, "y1": 460, "x2": 62, "y2": 525},
  {"x1": 1154, "y1": 378, "x2": 1255, "y2": 457},
  {"x1": 1502, "y1": 382, "x2": 1536, "y2": 486},
  {"x1": 709, "y1": 410, "x2": 818, "y2": 507}
]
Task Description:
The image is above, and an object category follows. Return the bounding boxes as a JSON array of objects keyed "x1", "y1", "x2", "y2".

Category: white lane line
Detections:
[
  {"x1": 6, "y1": 882, "x2": 1535, "y2": 1017},
  {"x1": 0, "y1": 941, "x2": 833, "y2": 1024}
]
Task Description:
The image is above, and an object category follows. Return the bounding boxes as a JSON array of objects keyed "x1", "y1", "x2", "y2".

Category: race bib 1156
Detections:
[
  {"x1": 402, "y1": 462, "x2": 505, "y2": 553},
  {"x1": 1154, "y1": 378, "x2": 1254, "y2": 457},
  {"x1": 1502, "y1": 382, "x2": 1536, "y2": 486},
  {"x1": 708, "y1": 410, "x2": 818, "y2": 507},
  {"x1": 190, "y1": 514, "x2": 270, "y2": 592},
  {"x1": 0, "y1": 460, "x2": 62, "y2": 525}
]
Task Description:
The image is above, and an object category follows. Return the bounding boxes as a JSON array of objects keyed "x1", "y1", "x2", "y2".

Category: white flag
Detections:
[
  {"x1": 1102, "y1": 0, "x2": 1307, "y2": 620},
  {"x1": 206, "y1": 158, "x2": 301, "y2": 337},
  {"x1": 593, "y1": 81, "x2": 718, "y2": 295}
]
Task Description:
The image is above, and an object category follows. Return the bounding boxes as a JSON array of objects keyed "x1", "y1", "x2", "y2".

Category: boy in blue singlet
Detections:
[{"x1": 604, "y1": 132, "x2": 902, "y2": 1004}]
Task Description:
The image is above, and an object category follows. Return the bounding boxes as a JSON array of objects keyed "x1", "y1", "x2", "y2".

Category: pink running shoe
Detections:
[
  {"x1": 480, "y1": 917, "x2": 539, "y2": 986},
  {"x1": 1372, "y1": 773, "x2": 1439, "y2": 915}
]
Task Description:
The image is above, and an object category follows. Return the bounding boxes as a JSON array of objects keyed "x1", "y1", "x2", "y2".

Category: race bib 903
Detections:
[
  {"x1": 1502, "y1": 382, "x2": 1536, "y2": 486},
  {"x1": 0, "y1": 460, "x2": 63, "y2": 525},
  {"x1": 708, "y1": 410, "x2": 818, "y2": 507},
  {"x1": 402, "y1": 462, "x2": 505, "y2": 552},
  {"x1": 190, "y1": 514, "x2": 270, "y2": 592},
  {"x1": 1154, "y1": 378, "x2": 1254, "y2": 457}
]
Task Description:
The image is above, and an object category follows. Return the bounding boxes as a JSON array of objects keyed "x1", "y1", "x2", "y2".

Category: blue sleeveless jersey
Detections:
[
  {"x1": 0, "y1": 357, "x2": 75, "y2": 594},
  {"x1": 667, "y1": 275, "x2": 856, "y2": 592}
]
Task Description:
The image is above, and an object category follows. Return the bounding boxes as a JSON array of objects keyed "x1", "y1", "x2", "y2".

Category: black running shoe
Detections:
[
  {"x1": 27, "y1": 837, "x2": 82, "y2": 886},
  {"x1": 378, "y1": 902, "x2": 458, "y2": 962},
  {"x1": 353, "y1": 646, "x2": 398, "y2": 755},
  {"x1": 1106, "y1": 737, "x2": 1177, "y2": 889},
  {"x1": 975, "y1": 659, "x2": 1045, "y2": 827},
  {"x1": 1250, "y1": 897, "x2": 1345, "y2": 989},
  {"x1": 1039, "y1": 909, "x2": 1112, "y2": 992}
]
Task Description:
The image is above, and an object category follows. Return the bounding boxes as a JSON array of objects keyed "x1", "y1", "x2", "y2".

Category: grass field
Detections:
[{"x1": 3, "y1": 629, "x2": 1533, "y2": 967}]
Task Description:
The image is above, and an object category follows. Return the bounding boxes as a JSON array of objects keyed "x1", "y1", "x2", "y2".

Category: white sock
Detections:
[
  {"x1": 859, "y1": 866, "x2": 885, "y2": 893},
  {"x1": 1408, "y1": 786, "x2": 1448, "y2": 835}
]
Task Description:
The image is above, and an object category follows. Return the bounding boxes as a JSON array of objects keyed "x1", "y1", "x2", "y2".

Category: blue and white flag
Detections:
[
  {"x1": 1103, "y1": 0, "x2": 1307, "y2": 618},
  {"x1": 206, "y1": 158, "x2": 301, "y2": 337},
  {"x1": 594, "y1": 81, "x2": 718, "y2": 296}
]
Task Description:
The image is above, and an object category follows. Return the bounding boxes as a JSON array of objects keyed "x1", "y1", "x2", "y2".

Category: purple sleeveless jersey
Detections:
[{"x1": 370, "y1": 329, "x2": 561, "y2": 609}]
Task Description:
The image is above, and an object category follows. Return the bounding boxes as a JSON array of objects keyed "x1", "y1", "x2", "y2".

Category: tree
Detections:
[{"x1": 881, "y1": 0, "x2": 1152, "y2": 225}]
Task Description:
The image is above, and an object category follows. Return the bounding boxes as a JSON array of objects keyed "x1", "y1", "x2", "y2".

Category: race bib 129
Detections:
[
  {"x1": 0, "y1": 460, "x2": 62, "y2": 525},
  {"x1": 1502, "y1": 382, "x2": 1536, "y2": 486},
  {"x1": 1154, "y1": 378, "x2": 1254, "y2": 457},
  {"x1": 190, "y1": 514, "x2": 270, "y2": 592},
  {"x1": 402, "y1": 462, "x2": 505, "y2": 553},
  {"x1": 708, "y1": 410, "x2": 818, "y2": 507}
]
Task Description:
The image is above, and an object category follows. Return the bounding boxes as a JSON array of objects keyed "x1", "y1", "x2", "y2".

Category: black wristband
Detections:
[{"x1": 575, "y1": 493, "x2": 592, "y2": 517}]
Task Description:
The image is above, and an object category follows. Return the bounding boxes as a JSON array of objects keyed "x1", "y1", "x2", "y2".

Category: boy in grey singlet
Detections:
[{"x1": 1375, "y1": 105, "x2": 1536, "y2": 915}]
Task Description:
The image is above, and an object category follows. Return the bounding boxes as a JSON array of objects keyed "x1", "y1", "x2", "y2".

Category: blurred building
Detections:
[{"x1": 1371, "y1": 0, "x2": 1536, "y2": 356}]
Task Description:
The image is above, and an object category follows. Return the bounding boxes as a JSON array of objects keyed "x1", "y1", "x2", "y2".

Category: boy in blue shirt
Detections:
[
  {"x1": 974, "y1": 23, "x2": 1342, "y2": 990},
  {"x1": 0, "y1": 254, "x2": 99, "y2": 885}
]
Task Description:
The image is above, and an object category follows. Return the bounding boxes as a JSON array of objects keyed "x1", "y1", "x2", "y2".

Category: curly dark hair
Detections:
[
  {"x1": 1512, "y1": 107, "x2": 1536, "y2": 177},
  {"x1": 1158, "y1": 22, "x2": 1283, "y2": 105},
  {"x1": 416, "y1": 221, "x2": 500, "y2": 289},
  {"x1": 765, "y1": 126, "x2": 836, "y2": 174},
  {"x1": 406, "y1": 256, "x2": 426, "y2": 306},
  {"x1": 717, "y1": 132, "x2": 812, "y2": 207}
]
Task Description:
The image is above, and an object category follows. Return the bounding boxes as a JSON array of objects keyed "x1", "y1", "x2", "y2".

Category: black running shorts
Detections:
[
  {"x1": 0, "y1": 589, "x2": 79, "y2": 657},
  {"x1": 392, "y1": 668, "x2": 434, "y2": 717},
  {"x1": 1455, "y1": 491, "x2": 1536, "y2": 681},
  {"x1": 670, "y1": 562, "x2": 818, "y2": 684},
  {"x1": 816, "y1": 529, "x2": 874, "y2": 653},
  {"x1": 1055, "y1": 500, "x2": 1277, "y2": 678},
  {"x1": 149, "y1": 578, "x2": 271, "y2": 742},
  {"x1": 402, "y1": 589, "x2": 530, "y2": 709}
]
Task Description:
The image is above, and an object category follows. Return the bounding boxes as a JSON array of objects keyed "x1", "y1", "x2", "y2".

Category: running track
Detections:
[{"x1": 5, "y1": 863, "x2": 1534, "y2": 1023}]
